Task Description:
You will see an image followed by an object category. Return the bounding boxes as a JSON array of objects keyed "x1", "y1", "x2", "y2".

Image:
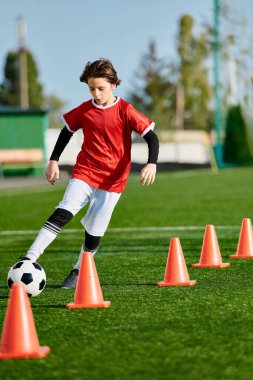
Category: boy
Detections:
[{"x1": 20, "y1": 58, "x2": 159, "y2": 288}]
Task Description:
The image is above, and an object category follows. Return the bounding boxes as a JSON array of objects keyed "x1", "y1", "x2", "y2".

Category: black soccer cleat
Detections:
[
  {"x1": 61, "y1": 269, "x2": 79, "y2": 289},
  {"x1": 9, "y1": 256, "x2": 32, "y2": 270},
  {"x1": 19, "y1": 256, "x2": 31, "y2": 261}
]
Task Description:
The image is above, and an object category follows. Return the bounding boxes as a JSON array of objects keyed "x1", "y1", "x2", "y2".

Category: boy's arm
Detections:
[
  {"x1": 140, "y1": 130, "x2": 159, "y2": 185},
  {"x1": 45, "y1": 126, "x2": 73, "y2": 185}
]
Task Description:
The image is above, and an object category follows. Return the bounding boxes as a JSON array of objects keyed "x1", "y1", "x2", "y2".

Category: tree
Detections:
[
  {"x1": 0, "y1": 49, "x2": 44, "y2": 108},
  {"x1": 128, "y1": 15, "x2": 213, "y2": 132},
  {"x1": 204, "y1": 1, "x2": 253, "y2": 158},
  {"x1": 0, "y1": 51, "x2": 19, "y2": 106},
  {"x1": 127, "y1": 40, "x2": 176, "y2": 131},
  {"x1": 177, "y1": 14, "x2": 212, "y2": 130},
  {"x1": 223, "y1": 105, "x2": 252, "y2": 164},
  {"x1": 219, "y1": 0, "x2": 253, "y2": 108}
]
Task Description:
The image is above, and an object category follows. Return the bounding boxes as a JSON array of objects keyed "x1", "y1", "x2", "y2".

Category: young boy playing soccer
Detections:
[{"x1": 20, "y1": 58, "x2": 159, "y2": 288}]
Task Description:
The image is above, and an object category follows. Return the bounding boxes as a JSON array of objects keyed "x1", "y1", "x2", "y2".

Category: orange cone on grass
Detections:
[
  {"x1": 67, "y1": 252, "x2": 111, "y2": 309},
  {"x1": 0, "y1": 283, "x2": 50, "y2": 360},
  {"x1": 192, "y1": 225, "x2": 230, "y2": 268},
  {"x1": 230, "y1": 218, "x2": 253, "y2": 259},
  {"x1": 157, "y1": 237, "x2": 196, "y2": 286}
]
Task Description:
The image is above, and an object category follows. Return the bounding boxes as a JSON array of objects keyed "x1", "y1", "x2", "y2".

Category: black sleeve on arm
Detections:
[
  {"x1": 143, "y1": 130, "x2": 159, "y2": 164},
  {"x1": 49, "y1": 126, "x2": 74, "y2": 161}
]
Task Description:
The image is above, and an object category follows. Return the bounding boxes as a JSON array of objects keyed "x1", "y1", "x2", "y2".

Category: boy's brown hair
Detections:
[{"x1": 80, "y1": 58, "x2": 121, "y2": 86}]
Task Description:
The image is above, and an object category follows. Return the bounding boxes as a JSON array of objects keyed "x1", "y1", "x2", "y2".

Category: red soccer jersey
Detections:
[{"x1": 61, "y1": 97, "x2": 154, "y2": 192}]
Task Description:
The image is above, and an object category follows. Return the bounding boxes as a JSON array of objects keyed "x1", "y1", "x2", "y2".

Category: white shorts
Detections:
[{"x1": 57, "y1": 179, "x2": 121, "y2": 236}]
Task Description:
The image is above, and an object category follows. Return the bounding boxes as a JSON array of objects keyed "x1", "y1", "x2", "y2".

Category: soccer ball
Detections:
[{"x1": 7, "y1": 260, "x2": 46, "y2": 297}]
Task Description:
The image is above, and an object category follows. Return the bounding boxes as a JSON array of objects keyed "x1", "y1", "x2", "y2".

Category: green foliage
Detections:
[
  {"x1": 127, "y1": 40, "x2": 176, "y2": 130},
  {"x1": 219, "y1": 1, "x2": 253, "y2": 109},
  {"x1": 223, "y1": 105, "x2": 252, "y2": 164},
  {"x1": 177, "y1": 15, "x2": 213, "y2": 130},
  {"x1": 128, "y1": 15, "x2": 213, "y2": 132},
  {"x1": 0, "y1": 51, "x2": 19, "y2": 106},
  {"x1": 0, "y1": 49, "x2": 44, "y2": 108},
  {"x1": 26, "y1": 50, "x2": 44, "y2": 108}
]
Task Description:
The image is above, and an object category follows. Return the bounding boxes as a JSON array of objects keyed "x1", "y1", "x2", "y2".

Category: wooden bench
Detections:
[{"x1": 0, "y1": 149, "x2": 44, "y2": 176}]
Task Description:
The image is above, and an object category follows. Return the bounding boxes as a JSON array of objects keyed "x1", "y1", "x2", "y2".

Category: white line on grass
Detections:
[
  {"x1": 0, "y1": 225, "x2": 239, "y2": 236},
  {"x1": 0, "y1": 188, "x2": 58, "y2": 197}
]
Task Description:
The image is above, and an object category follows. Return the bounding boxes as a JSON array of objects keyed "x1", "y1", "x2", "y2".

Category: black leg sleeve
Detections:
[
  {"x1": 47, "y1": 208, "x2": 74, "y2": 228},
  {"x1": 84, "y1": 231, "x2": 101, "y2": 252}
]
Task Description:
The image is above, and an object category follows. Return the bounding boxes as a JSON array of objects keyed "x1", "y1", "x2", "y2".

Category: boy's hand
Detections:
[
  {"x1": 45, "y1": 160, "x2": 60, "y2": 185},
  {"x1": 140, "y1": 163, "x2": 156, "y2": 185}
]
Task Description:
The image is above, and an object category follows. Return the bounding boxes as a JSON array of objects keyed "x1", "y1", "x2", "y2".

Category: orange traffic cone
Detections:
[
  {"x1": 230, "y1": 218, "x2": 253, "y2": 259},
  {"x1": 157, "y1": 237, "x2": 196, "y2": 286},
  {"x1": 192, "y1": 225, "x2": 230, "y2": 268},
  {"x1": 67, "y1": 252, "x2": 111, "y2": 309},
  {"x1": 0, "y1": 283, "x2": 50, "y2": 359}
]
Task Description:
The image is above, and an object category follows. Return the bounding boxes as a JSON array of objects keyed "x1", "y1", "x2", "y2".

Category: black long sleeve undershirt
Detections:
[
  {"x1": 49, "y1": 126, "x2": 159, "y2": 165},
  {"x1": 49, "y1": 126, "x2": 73, "y2": 161},
  {"x1": 143, "y1": 130, "x2": 159, "y2": 164}
]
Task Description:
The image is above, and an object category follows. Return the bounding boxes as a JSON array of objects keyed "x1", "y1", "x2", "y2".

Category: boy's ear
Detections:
[{"x1": 112, "y1": 83, "x2": 116, "y2": 90}]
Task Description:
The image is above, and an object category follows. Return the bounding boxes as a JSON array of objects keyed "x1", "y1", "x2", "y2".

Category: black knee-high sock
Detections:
[
  {"x1": 84, "y1": 231, "x2": 101, "y2": 253},
  {"x1": 74, "y1": 231, "x2": 101, "y2": 269}
]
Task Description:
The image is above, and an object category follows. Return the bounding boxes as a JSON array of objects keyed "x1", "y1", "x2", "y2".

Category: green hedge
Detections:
[{"x1": 223, "y1": 105, "x2": 252, "y2": 165}]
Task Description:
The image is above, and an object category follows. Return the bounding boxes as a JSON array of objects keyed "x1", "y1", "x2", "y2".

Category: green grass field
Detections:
[{"x1": 1, "y1": 168, "x2": 253, "y2": 380}]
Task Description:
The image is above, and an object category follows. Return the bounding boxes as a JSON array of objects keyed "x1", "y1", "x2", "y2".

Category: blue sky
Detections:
[{"x1": 1, "y1": 0, "x2": 252, "y2": 110}]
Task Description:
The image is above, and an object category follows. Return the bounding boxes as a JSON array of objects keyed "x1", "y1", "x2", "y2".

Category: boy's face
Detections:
[{"x1": 87, "y1": 77, "x2": 116, "y2": 107}]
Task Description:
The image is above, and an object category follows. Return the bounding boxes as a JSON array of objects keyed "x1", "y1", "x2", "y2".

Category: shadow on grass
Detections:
[
  {"x1": 101, "y1": 282, "x2": 158, "y2": 286},
  {"x1": 45, "y1": 284, "x2": 62, "y2": 289},
  {"x1": 34, "y1": 304, "x2": 66, "y2": 309},
  {"x1": 47, "y1": 282, "x2": 159, "y2": 288}
]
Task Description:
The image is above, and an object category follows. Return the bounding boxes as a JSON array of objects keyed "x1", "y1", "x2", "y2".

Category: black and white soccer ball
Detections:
[{"x1": 7, "y1": 260, "x2": 46, "y2": 297}]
